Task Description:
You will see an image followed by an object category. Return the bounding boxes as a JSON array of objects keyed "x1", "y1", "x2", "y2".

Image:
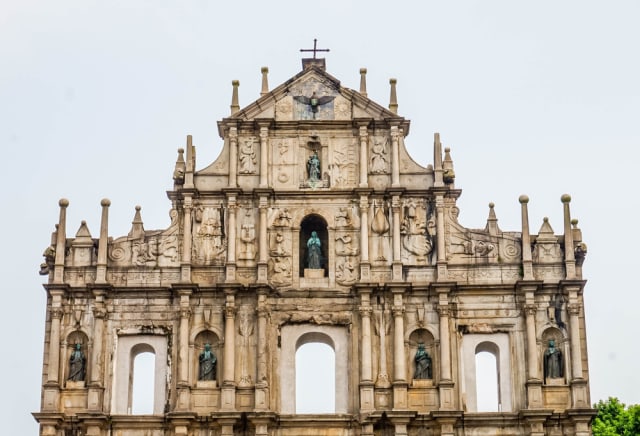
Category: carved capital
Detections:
[
  {"x1": 180, "y1": 308, "x2": 192, "y2": 319},
  {"x1": 358, "y1": 307, "x2": 373, "y2": 318},
  {"x1": 224, "y1": 305, "x2": 237, "y2": 319},
  {"x1": 50, "y1": 308, "x2": 64, "y2": 320},
  {"x1": 567, "y1": 303, "x2": 581, "y2": 316},
  {"x1": 523, "y1": 304, "x2": 537, "y2": 317},
  {"x1": 92, "y1": 307, "x2": 107, "y2": 319},
  {"x1": 392, "y1": 306, "x2": 405, "y2": 317},
  {"x1": 436, "y1": 305, "x2": 451, "y2": 318},
  {"x1": 229, "y1": 127, "x2": 238, "y2": 140}
]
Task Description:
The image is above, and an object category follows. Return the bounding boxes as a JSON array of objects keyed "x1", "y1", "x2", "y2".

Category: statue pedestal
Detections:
[
  {"x1": 196, "y1": 380, "x2": 217, "y2": 388},
  {"x1": 304, "y1": 268, "x2": 324, "y2": 278},
  {"x1": 65, "y1": 380, "x2": 86, "y2": 389}
]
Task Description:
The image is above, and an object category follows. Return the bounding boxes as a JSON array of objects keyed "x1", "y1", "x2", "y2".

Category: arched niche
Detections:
[
  {"x1": 299, "y1": 214, "x2": 328, "y2": 277},
  {"x1": 407, "y1": 328, "x2": 435, "y2": 382},
  {"x1": 194, "y1": 330, "x2": 221, "y2": 385},
  {"x1": 65, "y1": 331, "x2": 89, "y2": 385},
  {"x1": 541, "y1": 327, "x2": 566, "y2": 384}
]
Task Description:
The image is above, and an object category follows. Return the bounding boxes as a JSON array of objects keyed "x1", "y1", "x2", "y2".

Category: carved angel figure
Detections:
[{"x1": 294, "y1": 91, "x2": 335, "y2": 119}]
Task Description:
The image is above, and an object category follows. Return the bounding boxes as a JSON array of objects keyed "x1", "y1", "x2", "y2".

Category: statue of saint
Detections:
[
  {"x1": 307, "y1": 151, "x2": 321, "y2": 181},
  {"x1": 543, "y1": 340, "x2": 564, "y2": 379},
  {"x1": 198, "y1": 343, "x2": 217, "y2": 381},
  {"x1": 67, "y1": 343, "x2": 86, "y2": 382},
  {"x1": 306, "y1": 230, "x2": 322, "y2": 269},
  {"x1": 413, "y1": 343, "x2": 432, "y2": 379}
]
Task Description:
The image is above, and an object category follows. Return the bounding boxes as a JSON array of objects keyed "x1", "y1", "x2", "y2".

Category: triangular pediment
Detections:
[{"x1": 226, "y1": 65, "x2": 400, "y2": 123}]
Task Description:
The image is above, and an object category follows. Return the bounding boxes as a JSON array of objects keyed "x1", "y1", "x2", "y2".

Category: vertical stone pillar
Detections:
[
  {"x1": 568, "y1": 302, "x2": 583, "y2": 379},
  {"x1": 53, "y1": 198, "x2": 68, "y2": 284},
  {"x1": 259, "y1": 125, "x2": 269, "y2": 188},
  {"x1": 436, "y1": 285, "x2": 455, "y2": 410},
  {"x1": 228, "y1": 127, "x2": 238, "y2": 188},
  {"x1": 359, "y1": 195, "x2": 370, "y2": 281},
  {"x1": 390, "y1": 125, "x2": 400, "y2": 187},
  {"x1": 181, "y1": 197, "x2": 193, "y2": 283},
  {"x1": 391, "y1": 194, "x2": 402, "y2": 281},
  {"x1": 392, "y1": 289, "x2": 408, "y2": 410},
  {"x1": 176, "y1": 289, "x2": 192, "y2": 410},
  {"x1": 435, "y1": 196, "x2": 447, "y2": 280},
  {"x1": 226, "y1": 195, "x2": 237, "y2": 281},
  {"x1": 257, "y1": 196, "x2": 268, "y2": 283},
  {"x1": 358, "y1": 123, "x2": 369, "y2": 187},
  {"x1": 88, "y1": 289, "x2": 106, "y2": 411},
  {"x1": 358, "y1": 288, "x2": 374, "y2": 412},
  {"x1": 222, "y1": 292, "x2": 236, "y2": 410},
  {"x1": 254, "y1": 291, "x2": 269, "y2": 410},
  {"x1": 95, "y1": 199, "x2": 110, "y2": 284},
  {"x1": 519, "y1": 281, "x2": 544, "y2": 409}
]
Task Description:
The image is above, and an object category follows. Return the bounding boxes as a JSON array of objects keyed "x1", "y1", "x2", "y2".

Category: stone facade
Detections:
[{"x1": 35, "y1": 58, "x2": 595, "y2": 435}]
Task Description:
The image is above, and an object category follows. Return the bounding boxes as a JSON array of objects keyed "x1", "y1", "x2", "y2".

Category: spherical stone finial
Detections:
[
  {"x1": 177, "y1": 148, "x2": 184, "y2": 154},
  {"x1": 59, "y1": 198, "x2": 69, "y2": 207},
  {"x1": 232, "y1": 80, "x2": 240, "y2": 86},
  {"x1": 389, "y1": 78, "x2": 397, "y2": 84},
  {"x1": 543, "y1": 217, "x2": 549, "y2": 223},
  {"x1": 81, "y1": 220, "x2": 86, "y2": 225},
  {"x1": 519, "y1": 194, "x2": 529, "y2": 204},
  {"x1": 360, "y1": 67, "x2": 367, "y2": 74},
  {"x1": 445, "y1": 147, "x2": 451, "y2": 152},
  {"x1": 489, "y1": 202, "x2": 495, "y2": 208},
  {"x1": 561, "y1": 194, "x2": 571, "y2": 203},
  {"x1": 571, "y1": 218, "x2": 579, "y2": 226},
  {"x1": 261, "y1": 66, "x2": 268, "y2": 73},
  {"x1": 135, "y1": 205, "x2": 141, "y2": 211},
  {"x1": 101, "y1": 198, "x2": 111, "y2": 207}
]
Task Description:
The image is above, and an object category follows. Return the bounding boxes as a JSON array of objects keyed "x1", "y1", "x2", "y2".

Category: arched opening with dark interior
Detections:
[{"x1": 299, "y1": 214, "x2": 328, "y2": 277}]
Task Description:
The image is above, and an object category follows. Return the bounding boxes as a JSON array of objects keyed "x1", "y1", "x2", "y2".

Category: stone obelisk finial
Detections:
[
  {"x1": 260, "y1": 67, "x2": 269, "y2": 96},
  {"x1": 519, "y1": 195, "x2": 534, "y2": 280},
  {"x1": 359, "y1": 68, "x2": 368, "y2": 97},
  {"x1": 96, "y1": 198, "x2": 111, "y2": 284},
  {"x1": 388, "y1": 78, "x2": 398, "y2": 114},
  {"x1": 230, "y1": 80, "x2": 240, "y2": 114}
]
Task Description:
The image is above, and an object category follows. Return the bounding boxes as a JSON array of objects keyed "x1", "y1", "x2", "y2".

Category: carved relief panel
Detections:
[
  {"x1": 271, "y1": 138, "x2": 298, "y2": 189},
  {"x1": 400, "y1": 199, "x2": 434, "y2": 265},
  {"x1": 192, "y1": 205, "x2": 226, "y2": 265}
]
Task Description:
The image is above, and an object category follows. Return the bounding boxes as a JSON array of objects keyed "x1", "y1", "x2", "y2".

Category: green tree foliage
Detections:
[{"x1": 592, "y1": 397, "x2": 640, "y2": 436}]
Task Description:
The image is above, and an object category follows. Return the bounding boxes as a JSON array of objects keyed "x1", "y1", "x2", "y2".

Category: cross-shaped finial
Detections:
[{"x1": 300, "y1": 38, "x2": 330, "y2": 59}]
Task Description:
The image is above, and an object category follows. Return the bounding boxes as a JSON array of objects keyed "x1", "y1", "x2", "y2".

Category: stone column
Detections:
[
  {"x1": 88, "y1": 290, "x2": 106, "y2": 411},
  {"x1": 181, "y1": 197, "x2": 193, "y2": 283},
  {"x1": 521, "y1": 284, "x2": 543, "y2": 410},
  {"x1": 254, "y1": 292, "x2": 269, "y2": 410},
  {"x1": 226, "y1": 196, "x2": 237, "y2": 281},
  {"x1": 568, "y1": 303, "x2": 583, "y2": 380},
  {"x1": 359, "y1": 195, "x2": 370, "y2": 281},
  {"x1": 390, "y1": 125, "x2": 400, "y2": 187},
  {"x1": 358, "y1": 288, "x2": 374, "y2": 412},
  {"x1": 222, "y1": 293, "x2": 236, "y2": 410},
  {"x1": 358, "y1": 123, "x2": 369, "y2": 187},
  {"x1": 257, "y1": 196, "x2": 268, "y2": 283},
  {"x1": 436, "y1": 286, "x2": 455, "y2": 410},
  {"x1": 435, "y1": 196, "x2": 447, "y2": 280},
  {"x1": 47, "y1": 291, "x2": 65, "y2": 385},
  {"x1": 228, "y1": 127, "x2": 238, "y2": 187},
  {"x1": 375, "y1": 309, "x2": 391, "y2": 389},
  {"x1": 392, "y1": 290, "x2": 408, "y2": 410},
  {"x1": 259, "y1": 125, "x2": 269, "y2": 188},
  {"x1": 176, "y1": 289, "x2": 192, "y2": 410},
  {"x1": 391, "y1": 194, "x2": 402, "y2": 281}
]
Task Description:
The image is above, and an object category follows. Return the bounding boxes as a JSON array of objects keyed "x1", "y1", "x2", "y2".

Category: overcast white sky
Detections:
[{"x1": 1, "y1": 1, "x2": 639, "y2": 432}]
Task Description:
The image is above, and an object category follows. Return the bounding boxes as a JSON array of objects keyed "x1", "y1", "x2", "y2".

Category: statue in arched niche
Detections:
[
  {"x1": 306, "y1": 231, "x2": 322, "y2": 269},
  {"x1": 413, "y1": 343, "x2": 432, "y2": 379},
  {"x1": 67, "y1": 343, "x2": 86, "y2": 382},
  {"x1": 198, "y1": 343, "x2": 217, "y2": 381},
  {"x1": 543, "y1": 340, "x2": 563, "y2": 379}
]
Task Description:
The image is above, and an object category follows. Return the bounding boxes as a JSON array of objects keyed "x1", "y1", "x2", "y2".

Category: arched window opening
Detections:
[
  {"x1": 475, "y1": 345, "x2": 500, "y2": 412},
  {"x1": 295, "y1": 339, "x2": 335, "y2": 413},
  {"x1": 299, "y1": 214, "x2": 328, "y2": 277},
  {"x1": 130, "y1": 348, "x2": 155, "y2": 414}
]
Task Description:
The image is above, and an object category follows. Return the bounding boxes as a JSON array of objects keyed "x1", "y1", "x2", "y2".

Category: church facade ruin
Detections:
[{"x1": 35, "y1": 55, "x2": 595, "y2": 435}]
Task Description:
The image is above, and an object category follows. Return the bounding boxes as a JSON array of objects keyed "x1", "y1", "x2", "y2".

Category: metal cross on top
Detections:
[{"x1": 300, "y1": 38, "x2": 330, "y2": 59}]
